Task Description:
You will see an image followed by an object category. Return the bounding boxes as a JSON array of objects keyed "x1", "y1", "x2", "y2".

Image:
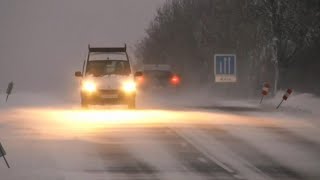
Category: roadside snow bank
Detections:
[{"x1": 264, "y1": 91, "x2": 320, "y2": 115}]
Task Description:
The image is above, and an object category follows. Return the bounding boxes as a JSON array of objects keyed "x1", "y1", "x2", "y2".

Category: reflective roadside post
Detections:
[
  {"x1": 5, "y1": 81, "x2": 14, "y2": 102},
  {"x1": 260, "y1": 82, "x2": 270, "y2": 104},
  {"x1": 276, "y1": 89, "x2": 293, "y2": 109},
  {"x1": 0, "y1": 143, "x2": 10, "y2": 168}
]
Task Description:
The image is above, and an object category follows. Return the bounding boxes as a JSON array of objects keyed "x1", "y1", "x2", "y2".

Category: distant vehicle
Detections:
[
  {"x1": 137, "y1": 64, "x2": 181, "y2": 90},
  {"x1": 74, "y1": 44, "x2": 143, "y2": 109}
]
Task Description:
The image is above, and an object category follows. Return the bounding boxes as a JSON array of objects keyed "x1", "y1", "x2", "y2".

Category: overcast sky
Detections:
[{"x1": 0, "y1": 0, "x2": 165, "y2": 94}]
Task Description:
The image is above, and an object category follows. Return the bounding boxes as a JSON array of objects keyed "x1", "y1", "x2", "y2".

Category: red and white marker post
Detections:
[
  {"x1": 276, "y1": 89, "x2": 293, "y2": 109},
  {"x1": 260, "y1": 82, "x2": 270, "y2": 104}
]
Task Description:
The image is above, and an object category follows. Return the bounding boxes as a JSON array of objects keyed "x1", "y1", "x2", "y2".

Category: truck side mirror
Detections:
[
  {"x1": 75, "y1": 71, "x2": 82, "y2": 77},
  {"x1": 134, "y1": 71, "x2": 143, "y2": 77}
]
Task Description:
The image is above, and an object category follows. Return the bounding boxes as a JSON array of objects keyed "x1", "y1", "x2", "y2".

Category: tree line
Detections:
[{"x1": 135, "y1": 0, "x2": 320, "y2": 96}]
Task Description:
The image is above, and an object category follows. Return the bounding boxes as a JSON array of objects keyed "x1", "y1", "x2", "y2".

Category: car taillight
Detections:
[
  {"x1": 170, "y1": 75, "x2": 180, "y2": 85},
  {"x1": 136, "y1": 76, "x2": 144, "y2": 84}
]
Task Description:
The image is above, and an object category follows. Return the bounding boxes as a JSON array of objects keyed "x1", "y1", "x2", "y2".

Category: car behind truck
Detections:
[
  {"x1": 136, "y1": 64, "x2": 181, "y2": 90},
  {"x1": 75, "y1": 45, "x2": 142, "y2": 109}
]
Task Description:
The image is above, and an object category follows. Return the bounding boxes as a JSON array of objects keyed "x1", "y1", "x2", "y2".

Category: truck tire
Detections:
[
  {"x1": 128, "y1": 98, "x2": 136, "y2": 109},
  {"x1": 81, "y1": 99, "x2": 88, "y2": 109}
]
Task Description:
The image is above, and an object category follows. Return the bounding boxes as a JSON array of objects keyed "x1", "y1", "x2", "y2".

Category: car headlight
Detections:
[
  {"x1": 82, "y1": 81, "x2": 96, "y2": 93},
  {"x1": 122, "y1": 81, "x2": 136, "y2": 93}
]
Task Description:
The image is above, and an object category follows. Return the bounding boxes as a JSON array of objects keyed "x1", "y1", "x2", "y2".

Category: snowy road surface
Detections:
[{"x1": 0, "y1": 93, "x2": 320, "y2": 180}]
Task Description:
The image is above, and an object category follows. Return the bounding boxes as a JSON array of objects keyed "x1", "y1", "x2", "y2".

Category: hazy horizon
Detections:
[{"x1": 0, "y1": 0, "x2": 165, "y2": 94}]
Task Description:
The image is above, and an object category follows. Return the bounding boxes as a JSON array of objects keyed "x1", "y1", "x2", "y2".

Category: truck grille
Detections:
[{"x1": 98, "y1": 89, "x2": 119, "y2": 94}]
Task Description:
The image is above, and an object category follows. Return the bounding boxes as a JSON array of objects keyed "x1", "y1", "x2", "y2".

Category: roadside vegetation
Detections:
[{"x1": 136, "y1": 0, "x2": 320, "y2": 96}]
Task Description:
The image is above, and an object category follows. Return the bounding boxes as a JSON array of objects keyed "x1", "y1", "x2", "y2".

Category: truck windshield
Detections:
[{"x1": 86, "y1": 60, "x2": 131, "y2": 76}]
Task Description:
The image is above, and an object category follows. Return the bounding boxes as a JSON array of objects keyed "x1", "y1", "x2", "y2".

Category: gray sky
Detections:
[{"x1": 0, "y1": 0, "x2": 164, "y2": 94}]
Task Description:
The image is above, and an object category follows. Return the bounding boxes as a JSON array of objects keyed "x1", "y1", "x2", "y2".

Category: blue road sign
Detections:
[{"x1": 214, "y1": 54, "x2": 237, "y2": 82}]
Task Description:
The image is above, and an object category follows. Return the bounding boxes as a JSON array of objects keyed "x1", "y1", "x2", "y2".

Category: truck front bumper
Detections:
[{"x1": 81, "y1": 89, "x2": 135, "y2": 105}]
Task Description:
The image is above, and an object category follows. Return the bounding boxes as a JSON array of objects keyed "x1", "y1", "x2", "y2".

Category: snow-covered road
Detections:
[{"x1": 0, "y1": 92, "x2": 320, "y2": 180}]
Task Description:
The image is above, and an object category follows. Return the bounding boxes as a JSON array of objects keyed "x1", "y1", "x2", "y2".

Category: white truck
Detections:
[{"x1": 75, "y1": 45, "x2": 142, "y2": 109}]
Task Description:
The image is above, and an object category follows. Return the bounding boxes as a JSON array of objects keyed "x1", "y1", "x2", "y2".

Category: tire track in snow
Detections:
[
  {"x1": 221, "y1": 124, "x2": 320, "y2": 180},
  {"x1": 201, "y1": 125, "x2": 304, "y2": 180},
  {"x1": 151, "y1": 127, "x2": 239, "y2": 180},
  {"x1": 87, "y1": 130, "x2": 159, "y2": 180},
  {"x1": 261, "y1": 126, "x2": 320, "y2": 154},
  {"x1": 92, "y1": 127, "x2": 239, "y2": 180}
]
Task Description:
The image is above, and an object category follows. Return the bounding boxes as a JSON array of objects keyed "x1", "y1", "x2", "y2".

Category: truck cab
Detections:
[{"x1": 75, "y1": 45, "x2": 142, "y2": 109}]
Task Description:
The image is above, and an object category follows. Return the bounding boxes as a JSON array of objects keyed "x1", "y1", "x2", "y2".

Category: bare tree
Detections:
[
  {"x1": 251, "y1": 0, "x2": 320, "y2": 94},
  {"x1": 136, "y1": 0, "x2": 320, "y2": 95}
]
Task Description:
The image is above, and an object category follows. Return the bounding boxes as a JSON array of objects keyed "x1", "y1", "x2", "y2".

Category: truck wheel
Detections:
[
  {"x1": 128, "y1": 98, "x2": 136, "y2": 109},
  {"x1": 81, "y1": 99, "x2": 88, "y2": 109}
]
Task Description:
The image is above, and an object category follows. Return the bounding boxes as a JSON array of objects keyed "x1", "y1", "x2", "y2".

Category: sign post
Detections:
[
  {"x1": 0, "y1": 143, "x2": 10, "y2": 168},
  {"x1": 6, "y1": 81, "x2": 14, "y2": 102},
  {"x1": 214, "y1": 54, "x2": 237, "y2": 83},
  {"x1": 276, "y1": 89, "x2": 293, "y2": 109},
  {"x1": 260, "y1": 82, "x2": 270, "y2": 104}
]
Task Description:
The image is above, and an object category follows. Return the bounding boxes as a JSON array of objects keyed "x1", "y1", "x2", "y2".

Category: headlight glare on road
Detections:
[
  {"x1": 122, "y1": 81, "x2": 136, "y2": 93},
  {"x1": 82, "y1": 81, "x2": 96, "y2": 93}
]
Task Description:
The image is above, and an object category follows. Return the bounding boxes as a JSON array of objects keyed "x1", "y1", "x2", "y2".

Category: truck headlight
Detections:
[
  {"x1": 122, "y1": 81, "x2": 136, "y2": 93},
  {"x1": 82, "y1": 81, "x2": 96, "y2": 93}
]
